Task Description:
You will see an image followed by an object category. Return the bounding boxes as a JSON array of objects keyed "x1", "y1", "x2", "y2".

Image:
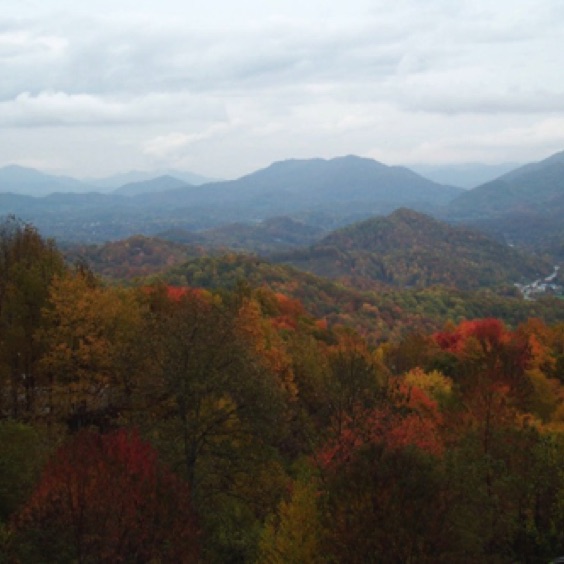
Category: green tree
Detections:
[
  {"x1": 143, "y1": 286, "x2": 289, "y2": 561},
  {"x1": 0, "y1": 421, "x2": 47, "y2": 523},
  {"x1": 0, "y1": 218, "x2": 66, "y2": 419}
]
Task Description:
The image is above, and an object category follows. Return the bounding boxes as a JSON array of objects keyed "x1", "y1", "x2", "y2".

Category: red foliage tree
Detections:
[
  {"x1": 433, "y1": 318, "x2": 535, "y2": 458},
  {"x1": 318, "y1": 379, "x2": 444, "y2": 470},
  {"x1": 13, "y1": 429, "x2": 199, "y2": 563}
]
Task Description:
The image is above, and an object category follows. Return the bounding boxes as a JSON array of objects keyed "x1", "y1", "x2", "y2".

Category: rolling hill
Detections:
[{"x1": 271, "y1": 208, "x2": 550, "y2": 291}]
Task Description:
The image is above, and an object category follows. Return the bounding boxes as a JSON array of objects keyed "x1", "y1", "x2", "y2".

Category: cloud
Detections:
[
  {"x1": 1, "y1": 0, "x2": 564, "y2": 176},
  {"x1": 0, "y1": 91, "x2": 226, "y2": 127}
]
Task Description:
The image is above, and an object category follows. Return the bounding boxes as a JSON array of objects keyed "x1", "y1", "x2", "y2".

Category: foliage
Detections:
[
  {"x1": 37, "y1": 270, "x2": 147, "y2": 428},
  {"x1": 0, "y1": 421, "x2": 47, "y2": 523},
  {"x1": 12, "y1": 428, "x2": 199, "y2": 563},
  {"x1": 2, "y1": 220, "x2": 564, "y2": 562},
  {"x1": 257, "y1": 473, "x2": 324, "y2": 564},
  {"x1": 0, "y1": 217, "x2": 66, "y2": 418},
  {"x1": 272, "y1": 208, "x2": 550, "y2": 291}
]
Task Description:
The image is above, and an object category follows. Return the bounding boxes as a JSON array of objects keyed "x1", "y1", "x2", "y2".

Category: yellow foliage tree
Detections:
[
  {"x1": 257, "y1": 476, "x2": 324, "y2": 564},
  {"x1": 37, "y1": 271, "x2": 145, "y2": 426}
]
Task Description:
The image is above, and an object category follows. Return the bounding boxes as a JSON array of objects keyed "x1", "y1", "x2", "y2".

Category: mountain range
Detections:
[
  {"x1": 1, "y1": 151, "x2": 563, "y2": 263},
  {"x1": 0, "y1": 156, "x2": 462, "y2": 242}
]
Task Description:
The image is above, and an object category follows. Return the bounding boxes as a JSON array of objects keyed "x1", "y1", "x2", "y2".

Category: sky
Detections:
[{"x1": 2, "y1": 0, "x2": 564, "y2": 179}]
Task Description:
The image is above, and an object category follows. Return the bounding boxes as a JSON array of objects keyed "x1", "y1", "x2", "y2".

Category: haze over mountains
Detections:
[
  {"x1": 0, "y1": 158, "x2": 516, "y2": 198},
  {"x1": 0, "y1": 165, "x2": 94, "y2": 197},
  {"x1": 443, "y1": 150, "x2": 564, "y2": 259},
  {"x1": 409, "y1": 162, "x2": 520, "y2": 189},
  {"x1": 0, "y1": 150, "x2": 563, "y2": 265},
  {"x1": 0, "y1": 155, "x2": 462, "y2": 242},
  {"x1": 85, "y1": 170, "x2": 217, "y2": 190}
]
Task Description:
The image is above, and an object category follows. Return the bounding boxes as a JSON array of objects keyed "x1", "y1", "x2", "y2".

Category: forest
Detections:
[{"x1": 1, "y1": 217, "x2": 564, "y2": 563}]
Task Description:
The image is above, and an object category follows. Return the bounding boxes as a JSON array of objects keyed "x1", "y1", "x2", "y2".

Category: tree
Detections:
[
  {"x1": 322, "y1": 444, "x2": 454, "y2": 563},
  {"x1": 0, "y1": 217, "x2": 66, "y2": 418},
  {"x1": 320, "y1": 329, "x2": 387, "y2": 444},
  {"x1": 143, "y1": 286, "x2": 289, "y2": 561},
  {"x1": 257, "y1": 473, "x2": 324, "y2": 564},
  {"x1": 0, "y1": 421, "x2": 47, "y2": 523},
  {"x1": 12, "y1": 428, "x2": 199, "y2": 563},
  {"x1": 38, "y1": 271, "x2": 146, "y2": 429}
]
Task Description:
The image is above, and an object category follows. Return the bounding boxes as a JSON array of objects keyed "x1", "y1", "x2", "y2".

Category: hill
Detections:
[
  {"x1": 159, "y1": 252, "x2": 564, "y2": 342},
  {"x1": 84, "y1": 169, "x2": 217, "y2": 189},
  {"x1": 63, "y1": 235, "x2": 207, "y2": 280},
  {"x1": 0, "y1": 156, "x2": 464, "y2": 243},
  {"x1": 443, "y1": 150, "x2": 564, "y2": 259},
  {"x1": 0, "y1": 165, "x2": 95, "y2": 196},
  {"x1": 446, "y1": 150, "x2": 564, "y2": 220},
  {"x1": 141, "y1": 155, "x2": 462, "y2": 218},
  {"x1": 271, "y1": 208, "x2": 550, "y2": 291},
  {"x1": 112, "y1": 175, "x2": 190, "y2": 196}
]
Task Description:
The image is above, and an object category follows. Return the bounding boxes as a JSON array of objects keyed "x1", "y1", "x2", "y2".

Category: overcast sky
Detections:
[{"x1": 2, "y1": 0, "x2": 564, "y2": 178}]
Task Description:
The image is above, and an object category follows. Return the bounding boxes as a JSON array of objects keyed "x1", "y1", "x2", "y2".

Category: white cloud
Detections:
[
  {"x1": 0, "y1": 0, "x2": 563, "y2": 176},
  {"x1": 0, "y1": 91, "x2": 227, "y2": 127}
]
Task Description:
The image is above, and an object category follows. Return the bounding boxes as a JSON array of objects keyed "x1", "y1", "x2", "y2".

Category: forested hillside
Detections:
[
  {"x1": 444, "y1": 151, "x2": 564, "y2": 260},
  {"x1": 272, "y1": 208, "x2": 551, "y2": 290},
  {"x1": 2, "y1": 217, "x2": 564, "y2": 562}
]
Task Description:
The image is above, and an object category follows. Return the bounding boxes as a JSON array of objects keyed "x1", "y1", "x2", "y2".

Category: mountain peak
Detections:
[{"x1": 0, "y1": 164, "x2": 92, "y2": 196}]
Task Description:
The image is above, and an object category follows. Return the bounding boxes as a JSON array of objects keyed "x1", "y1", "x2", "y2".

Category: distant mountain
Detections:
[
  {"x1": 272, "y1": 208, "x2": 550, "y2": 291},
  {"x1": 112, "y1": 175, "x2": 190, "y2": 196},
  {"x1": 410, "y1": 162, "x2": 520, "y2": 189},
  {"x1": 446, "y1": 150, "x2": 564, "y2": 220},
  {"x1": 85, "y1": 169, "x2": 217, "y2": 189},
  {"x1": 214, "y1": 155, "x2": 462, "y2": 206},
  {"x1": 0, "y1": 165, "x2": 95, "y2": 196},
  {"x1": 0, "y1": 156, "x2": 464, "y2": 243},
  {"x1": 442, "y1": 150, "x2": 564, "y2": 259},
  {"x1": 137, "y1": 155, "x2": 464, "y2": 222}
]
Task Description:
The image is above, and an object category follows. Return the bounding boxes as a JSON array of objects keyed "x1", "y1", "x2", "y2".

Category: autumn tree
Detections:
[
  {"x1": 38, "y1": 270, "x2": 147, "y2": 429},
  {"x1": 319, "y1": 329, "x2": 387, "y2": 444},
  {"x1": 142, "y1": 286, "x2": 290, "y2": 561},
  {"x1": 0, "y1": 217, "x2": 66, "y2": 418},
  {"x1": 434, "y1": 319, "x2": 534, "y2": 444},
  {"x1": 12, "y1": 428, "x2": 199, "y2": 563},
  {"x1": 321, "y1": 443, "x2": 455, "y2": 563},
  {"x1": 257, "y1": 472, "x2": 324, "y2": 564}
]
